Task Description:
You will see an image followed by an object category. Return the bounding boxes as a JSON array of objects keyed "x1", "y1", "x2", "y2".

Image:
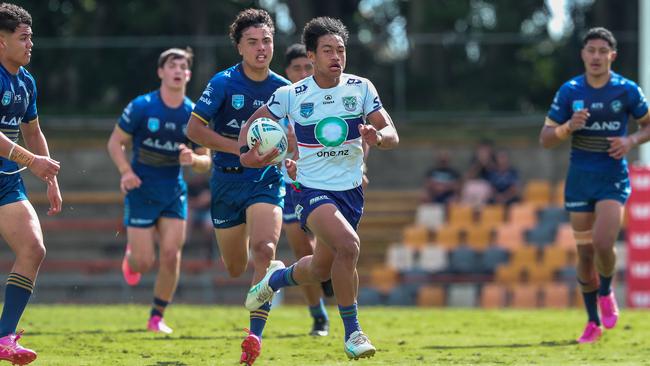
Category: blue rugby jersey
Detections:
[
  {"x1": 547, "y1": 72, "x2": 649, "y2": 172},
  {"x1": 0, "y1": 64, "x2": 37, "y2": 173},
  {"x1": 118, "y1": 90, "x2": 194, "y2": 183},
  {"x1": 191, "y1": 63, "x2": 289, "y2": 181}
]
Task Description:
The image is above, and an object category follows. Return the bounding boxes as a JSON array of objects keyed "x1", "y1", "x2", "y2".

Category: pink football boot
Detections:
[
  {"x1": 577, "y1": 321, "x2": 602, "y2": 344},
  {"x1": 240, "y1": 329, "x2": 261, "y2": 366},
  {"x1": 598, "y1": 292, "x2": 619, "y2": 329},
  {"x1": 0, "y1": 331, "x2": 37, "y2": 365},
  {"x1": 121, "y1": 244, "x2": 141, "y2": 286},
  {"x1": 147, "y1": 315, "x2": 173, "y2": 334}
]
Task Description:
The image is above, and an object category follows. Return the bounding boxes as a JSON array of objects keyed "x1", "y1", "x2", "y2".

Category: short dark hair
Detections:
[
  {"x1": 302, "y1": 17, "x2": 349, "y2": 53},
  {"x1": 284, "y1": 43, "x2": 307, "y2": 68},
  {"x1": 0, "y1": 3, "x2": 31, "y2": 33},
  {"x1": 158, "y1": 47, "x2": 194, "y2": 69},
  {"x1": 583, "y1": 27, "x2": 617, "y2": 50},
  {"x1": 229, "y1": 8, "x2": 275, "y2": 45}
]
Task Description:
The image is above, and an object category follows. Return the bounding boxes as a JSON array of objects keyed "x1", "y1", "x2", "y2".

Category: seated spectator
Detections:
[
  {"x1": 488, "y1": 150, "x2": 521, "y2": 206},
  {"x1": 465, "y1": 139, "x2": 496, "y2": 181},
  {"x1": 421, "y1": 149, "x2": 461, "y2": 204}
]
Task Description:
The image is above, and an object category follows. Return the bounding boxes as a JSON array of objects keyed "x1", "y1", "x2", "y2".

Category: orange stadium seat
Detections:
[
  {"x1": 434, "y1": 226, "x2": 461, "y2": 250},
  {"x1": 510, "y1": 284, "x2": 540, "y2": 308},
  {"x1": 541, "y1": 283, "x2": 570, "y2": 308},
  {"x1": 523, "y1": 179, "x2": 552, "y2": 207},
  {"x1": 527, "y1": 266, "x2": 554, "y2": 284},
  {"x1": 480, "y1": 283, "x2": 507, "y2": 308},
  {"x1": 495, "y1": 224, "x2": 525, "y2": 250},
  {"x1": 402, "y1": 225, "x2": 430, "y2": 249},
  {"x1": 416, "y1": 285, "x2": 446, "y2": 307},
  {"x1": 509, "y1": 246, "x2": 538, "y2": 270},
  {"x1": 542, "y1": 245, "x2": 572, "y2": 271},
  {"x1": 466, "y1": 226, "x2": 492, "y2": 251},
  {"x1": 508, "y1": 203, "x2": 538, "y2": 229},
  {"x1": 495, "y1": 264, "x2": 522, "y2": 284},
  {"x1": 448, "y1": 203, "x2": 475, "y2": 228},
  {"x1": 370, "y1": 265, "x2": 398, "y2": 294},
  {"x1": 479, "y1": 204, "x2": 506, "y2": 228}
]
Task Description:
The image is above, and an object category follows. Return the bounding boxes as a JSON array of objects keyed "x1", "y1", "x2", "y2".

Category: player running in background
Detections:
[
  {"x1": 185, "y1": 9, "x2": 289, "y2": 366},
  {"x1": 281, "y1": 43, "x2": 330, "y2": 337},
  {"x1": 0, "y1": 3, "x2": 62, "y2": 365},
  {"x1": 240, "y1": 17, "x2": 399, "y2": 360},
  {"x1": 540, "y1": 27, "x2": 650, "y2": 343},
  {"x1": 107, "y1": 47, "x2": 210, "y2": 334}
]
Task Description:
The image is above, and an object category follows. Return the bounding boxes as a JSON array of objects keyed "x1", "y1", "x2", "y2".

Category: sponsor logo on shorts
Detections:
[
  {"x1": 130, "y1": 218, "x2": 154, "y2": 225},
  {"x1": 213, "y1": 218, "x2": 229, "y2": 225},
  {"x1": 565, "y1": 201, "x2": 588, "y2": 208},
  {"x1": 309, "y1": 195, "x2": 328, "y2": 206},
  {"x1": 295, "y1": 204, "x2": 303, "y2": 220}
]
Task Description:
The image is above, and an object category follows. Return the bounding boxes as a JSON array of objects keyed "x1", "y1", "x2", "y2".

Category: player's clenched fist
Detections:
[
  {"x1": 29, "y1": 155, "x2": 60, "y2": 182},
  {"x1": 178, "y1": 143, "x2": 194, "y2": 166}
]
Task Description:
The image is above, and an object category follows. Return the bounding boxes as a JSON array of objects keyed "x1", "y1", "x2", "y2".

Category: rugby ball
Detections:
[{"x1": 246, "y1": 117, "x2": 288, "y2": 164}]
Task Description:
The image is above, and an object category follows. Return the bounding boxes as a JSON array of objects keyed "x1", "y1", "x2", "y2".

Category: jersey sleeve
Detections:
[
  {"x1": 362, "y1": 79, "x2": 383, "y2": 117},
  {"x1": 628, "y1": 84, "x2": 649, "y2": 119},
  {"x1": 547, "y1": 84, "x2": 572, "y2": 124},
  {"x1": 24, "y1": 74, "x2": 37, "y2": 122},
  {"x1": 118, "y1": 98, "x2": 144, "y2": 135},
  {"x1": 266, "y1": 85, "x2": 290, "y2": 120},
  {"x1": 192, "y1": 75, "x2": 227, "y2": 125}
]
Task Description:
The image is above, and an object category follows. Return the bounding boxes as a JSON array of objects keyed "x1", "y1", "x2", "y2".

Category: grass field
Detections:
[{"x1": 14, "y1": 305, "x2": 650, "y2": 365}]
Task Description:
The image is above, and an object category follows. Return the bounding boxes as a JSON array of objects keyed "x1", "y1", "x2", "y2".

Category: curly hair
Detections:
[
  {"x1": 302, "y1": 17, "x2": 349, "y2": 53},
  {"x1": 0, "y1": 3, "x2": 31, "y2": 33},
  {"x1": 229, "y1": 8, "x2": 275, "y2": 45}
]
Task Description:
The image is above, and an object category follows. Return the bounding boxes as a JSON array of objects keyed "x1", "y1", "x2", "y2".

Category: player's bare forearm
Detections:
[
  {"x1": 630, "y1": 115, "x2": 650, "y2": 145},
  {"x1": 186, "y1": 116, "x2": 239, "y2": 155},
  {"x1": 21, "y1": 120, "x2": 51, "y2": 157},
  {"x1": 0, "y1": 131, "x2": 18, "y2": 158},
  {"x1": 366, "y1": 109, "x2": 399, "y2": 150},
  {"x1": 107, "y1": 127, "x2": 133, "y2": 175},
  {"x1": 539, "y1": 126, "x2": 566, "y2": 149}
]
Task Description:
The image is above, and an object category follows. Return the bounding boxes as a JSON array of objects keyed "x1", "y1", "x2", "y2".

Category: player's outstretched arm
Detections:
[
  {"x1": 179, "y1": 144, "x2": 211, "y2": 173},
  {"x1": 107, "y1": 125, "x2": 141, "y2": 194},
  {"x1": 238, "y1": 105, "x2": 281, "y2": 168},
  {"x1": 20, "y1": 118, "x2": 62, "y2": 215},
  {"x1": 362, "y1": 108, "x2": 399, "y2": 150},
  {"x1": 607, "y1": 113, "x2": 650, "y2": 159},
  {"x1": 540, "y1": 109, "x2": 589, "y2": 149},
  {"x1": 186, "y1": 115, "x2": 240, "y2": 155}
]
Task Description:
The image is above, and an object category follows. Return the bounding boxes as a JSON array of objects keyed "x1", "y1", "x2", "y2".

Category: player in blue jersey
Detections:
[
  {"x1": 185, "y1": 9, "x2": 289, "y2": 366},
  {"x1": 280, "y1": 43, "x2": 330, "y2": 336},
  {"x1": 0, "y1": 4, "x2": 62, "y2": 365},
  {"x1": 107, "y1": 47, "x2": 210, "y2": 334},
  {"x1": 240, "y1": 17, "x2": 399, "y2": 360},
  {"x1": 540, "y1": 27, "x2": 650, "y2": 343}
]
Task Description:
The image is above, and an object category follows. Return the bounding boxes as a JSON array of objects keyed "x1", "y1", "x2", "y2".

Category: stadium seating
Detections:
[
  {"x1": 510, "y1": 284, "x2": 540, "y2": 308},
  {"x1": 416, "y1": 245, "x2": 448, "y2": 273},
  {"x1": 508, "y1": 202, "x2": 538, "y2": 229},
  {"x1": 415, "y1": 203, "x2": 446, "y2": 230},
  {"x1": 370, "y1": 265, "x2": 399, "y2": 294},
  {"x1": 434, "y1": 226, "x2": 461, "y2": 250},
  {"x1": 416, "y1": 285, "x2": 446, "y2": 307},
  {"x1": 480, "y1": 245, "x2": 509, "y2": 273},
  {"x1": 402, "y1": 225, "x2": 430, "y2": 249},
  {"x1": 447, "y1": 203, "x2": 474, "y2": 228},
  {"x1": 523, "y1": 179, "x2": 552, "y2": 207},
  {"x1": 479, "y1": 204, "x2": 506, "y2": 227},
  {"x1": 480, "y1": 283, "x2": 507, "y2": 308},
  {"x1": 541, "y1": 283, "x2": 570, "y2": 308},
  {"x1": 386, "y1": 244, "x2": 416, "y2": 271},
  {"x1": 494, "y1": 223, "x2": 525, "y2": 250}
]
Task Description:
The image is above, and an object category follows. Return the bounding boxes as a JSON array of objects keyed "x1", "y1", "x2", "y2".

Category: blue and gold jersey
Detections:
[
  {"x1": 547, "y1": 72, "x2": 649, "y2": 172},
  {"x1": 192, "y1": 63, "x2": 289, "y2": 181},
  {"x1": 118, "y1": 90, "x2": 194, "y2": 183},
  {"x1": 0, "y1": 64, "x2": 37, "y2": 173}
]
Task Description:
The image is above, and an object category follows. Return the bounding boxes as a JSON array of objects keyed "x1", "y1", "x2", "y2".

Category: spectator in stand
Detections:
[
  {"x1": 488, "y1": 150, "x2": 521, "y2": 206},
  {"x1": 421, "y1": 149, "x2": 461, "y2": 204},
  {"x1": 460, "y1": 140, "x2": 496, "y2": 206}
]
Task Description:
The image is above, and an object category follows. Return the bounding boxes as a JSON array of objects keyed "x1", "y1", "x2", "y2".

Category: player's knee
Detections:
[
  {"x1": 26, "y1": 242, "x2": 46, "y2": 266},
  {"x1": 592, "y1": 237, "x2": 615, "y2": 253},
  {"x1": 134, "y1": 257, "x2": 155, "y2": 273},
  {"x1": 310, "y1": 265, "x2": 331, "y2": 282},
  {"x1": 159, "y1": 248, "x2": 181, "y2": 271},
  {"x1": 251, "y1": 241, "x2": 275, "y2": 263},
  {"x1": 336, "y1": 238, "x2": 360, "y2": 264}
]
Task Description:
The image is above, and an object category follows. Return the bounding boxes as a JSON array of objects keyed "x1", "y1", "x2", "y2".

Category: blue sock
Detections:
[
  {"x1": 338, "y1": 303, "x2": 361, "y2": 341},
  {"x1": 309, "y1": 299, "x2": 328, "y2": 321},
  {"x1": 268, "y1": 264, "x2": 297, "y2": 291},
  {"x1": 598, "y1": 274, "x2": 613, "y2": 296},
  {"x1": 582, "y1": 290, "x2": 600, "y2": 325},
  {"x1": 150, "y1": 297, "x2": 169, "y2": 318},
  {"x1": 0, "y1": 273, "x2": 34, "y2": 337},
  {"x1": 249, "y1": 302, "x2": 272, "y2": 339}
]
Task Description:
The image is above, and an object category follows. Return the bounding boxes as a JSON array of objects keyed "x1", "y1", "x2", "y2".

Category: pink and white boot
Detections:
[{"x1": 0, "y1": 331, "x2": 37, "y2": 365}]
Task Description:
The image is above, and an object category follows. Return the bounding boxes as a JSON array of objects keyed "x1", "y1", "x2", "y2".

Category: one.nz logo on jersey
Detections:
[
  {"x1": 1, "y1": 91, "x2": 11, "y2": 106},
  {"x1": 232, "y1": 94, "x2": 245, "y2": 110}
]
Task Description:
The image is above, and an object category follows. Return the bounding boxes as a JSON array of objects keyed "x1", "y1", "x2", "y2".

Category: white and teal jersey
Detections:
[{"x1": 266, "y1": 73, "x2": 382, "y2": 191}]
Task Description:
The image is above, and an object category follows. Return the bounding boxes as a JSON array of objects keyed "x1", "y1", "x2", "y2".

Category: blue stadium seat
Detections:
[
  {"x1": 358, "y1": 287, "x2": 385, "y2": 306},
  {"x1": 386, "y1": 285, "x2": 417, "y2": 306},
  {"x1": 449, "y1": 244, "x2": 480, "y2": 274},
  {"x1": 480, "y1": 246, "x2": 509, "y2": 274}
]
